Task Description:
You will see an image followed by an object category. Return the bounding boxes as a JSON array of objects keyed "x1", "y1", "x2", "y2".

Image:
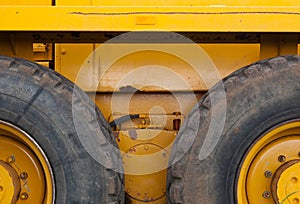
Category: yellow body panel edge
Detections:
[{"x1": 0, "y1": 6, "x2": 300, "y2": 32}]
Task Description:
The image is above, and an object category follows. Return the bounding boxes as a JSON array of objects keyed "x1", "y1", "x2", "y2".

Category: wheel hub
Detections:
[
  {"x1": 272, "y1": 160, "x2": 300, "y2": 203},
  {"x1": 0, "y1": 161, "x2": 20, "y2": 203}
]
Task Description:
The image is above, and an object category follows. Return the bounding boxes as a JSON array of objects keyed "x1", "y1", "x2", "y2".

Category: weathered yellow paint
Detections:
[
  {"x1": 0, "y1": 6, "x2": 300, "y2": 32},
  {"x1": 260, "y1": 34, "x2": 299, "y2": 60},
  {"x1": 55, "y1": 43, "x2": 96, "y2": 79},
  {"x1": 89, "y1": 92, "x2": 203, "y2": 121},
  {"x1": 200, "y1": 44, "x2": 260, "y2": 77},
  {"x1": 0, "y1": 33, "x2": 33, "y2": 60},
  {"x1": 56, "y1": 0, "x2": 300, "y2": 6},
  {"x1": 117, "y1": 130, "x2": 176, "y2": 203},
  {"x1": 33, "y1": 43, "x2": 53, "y2": 62},
  {"x1": 0, "y1": 0, "x2": 51, "y2": 5},
  {"x1": 93, "y1": 94, "x2": 191, "y2": 204},
  {"x1": 56, "y1": 43, "x2": 259, "y2": 92}
]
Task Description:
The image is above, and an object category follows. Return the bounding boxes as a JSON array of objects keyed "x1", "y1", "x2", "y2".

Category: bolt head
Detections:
[
  {"x1": 20, "y1": 193, "x2": 28, "y2": 200},
  {"x1": 278, "y1": 155, "x2": 286, "y2": 163},
  {"x1": 264, "y1": 170, "x2": 272, "y2": 178},
  {"x1": 262, "y1": 191, "x2": 271, "y2": 199},
  {"x1": 20, "y1": 172, "x2": 28, "y2": 180},
  {"x1": 7, "y1": 155, "x2": 15, "y2": 163}
]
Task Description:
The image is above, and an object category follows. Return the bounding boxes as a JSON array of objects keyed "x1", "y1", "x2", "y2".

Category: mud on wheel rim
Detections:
[
  {"x1": 0, "y1": 120, "x2": 54, "y2": 203},
  {"x1": 237, "y1": 120, "x2": 300, "y2": 204}
]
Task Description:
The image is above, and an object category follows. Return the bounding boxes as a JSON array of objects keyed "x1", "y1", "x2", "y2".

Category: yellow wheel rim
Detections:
[
  {"x1": 237, "y1": 121, "x2": 300, "y2": 204},
  {"x1": 0, "y1": 120, "x2": 54, "y2": 203}
]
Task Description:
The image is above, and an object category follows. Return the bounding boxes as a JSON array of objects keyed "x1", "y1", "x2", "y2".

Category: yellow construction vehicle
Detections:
[{"x1": 0, "y1": 0, "x2": 300, "y2": 203}]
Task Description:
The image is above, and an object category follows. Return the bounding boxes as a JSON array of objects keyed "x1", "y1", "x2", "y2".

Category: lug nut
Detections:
[
  {"x1": 20, "y1": 172, "x2": 28, "y2": 180},
  {"x1": 278, "y1": 155, "x2": 286, "y2": 163},
  {"x1": 7, "y1": 155, "x2": 15, "y2": 164},
  {"x1": 262, "y1": 190, "x2": 271, "y2": 199},
  {"x1": 20, "y1": 192, "x2": 28, "y2": 200},
  {"x1": 264, "y1": 170, "x2": 272, "y2": 178}
]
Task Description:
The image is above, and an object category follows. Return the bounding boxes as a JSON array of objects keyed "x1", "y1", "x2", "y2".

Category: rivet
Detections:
[
  {"x1": 293, "y1": 198, "x2": 299, "y2": 204},
  {"x1": 20, "y1": 192, "x2": 28, "y2": 200},
  {"x1": 262, "y1": 191, "x2": 271, "y2": 199},
  {"x1": 144, "y1": 145, "x2": 149, "y2": 151},
  {"x1": 291, "y1": 177, "x2": 298, "y2": 184}
]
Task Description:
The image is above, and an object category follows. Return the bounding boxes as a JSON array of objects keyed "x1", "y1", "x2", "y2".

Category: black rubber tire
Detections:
[
  {"x1": 0, "y1": 56, "x2": 124, "y2": 203},
  {"x1": 167, "y1": 55, "x2": 300, "y2": 204}
]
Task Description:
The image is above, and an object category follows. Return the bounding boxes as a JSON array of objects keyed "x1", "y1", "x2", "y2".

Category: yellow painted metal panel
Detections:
[
  {"x1": 97, "y1": 49, "x2": 207, "y2": 92},
  {"x1": 260, "y1": 34, "x2": 298, "y2": 59},
  {"x1": 0, "y1": 0, "x2": 51, "y2": 5},
  {"x1": 0, "y1": 33, "x2": 33, "y2": 60},
  {"x1": 90, "y1": 92, "x2": 203, "y2": 121},
  {"x1": 56, "y1": 43, "x2": 259, "y2": 92},
  {"x1": 56, "y1": 0, "x2": 300, "y2": 6},
  {"x1": 33, "y1": 43, "x2": 53, "y2": 61},
  {"x1": 1, "y1": 6, "x2": 300, "y2": 32},
  {"x1": 116, "y1": 129, "x2": 176, "y2": 203},
  {"x1": 55, "y1": 44, "x2": 95, "y2": 81},
  {"x1": 200, "y1": 44, "x2": 260, "y2": 78}
]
